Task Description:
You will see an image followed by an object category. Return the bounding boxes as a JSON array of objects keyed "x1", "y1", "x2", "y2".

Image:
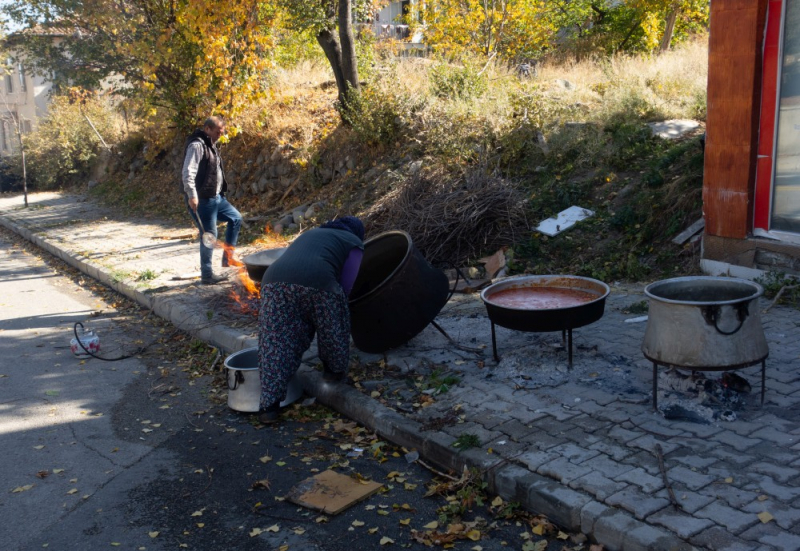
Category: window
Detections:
[
  {"x1": 18, "y1": 63, "x2": 26, "y2": 93},
  {"x1": 4, "y1": 57, "x2": 13, "y2": 94}
]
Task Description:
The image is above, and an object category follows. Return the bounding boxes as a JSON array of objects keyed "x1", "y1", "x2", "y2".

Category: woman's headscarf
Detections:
[{"x1": 320, "y1": 216, "x2": 365, "y2": 241}]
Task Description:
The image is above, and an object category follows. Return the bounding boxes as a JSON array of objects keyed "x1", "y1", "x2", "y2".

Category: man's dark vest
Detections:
[{"x1": 183, "y1": 129, "x2": 228, "y2": 199}]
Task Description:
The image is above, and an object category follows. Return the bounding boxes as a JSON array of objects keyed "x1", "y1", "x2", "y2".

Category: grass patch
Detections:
[{"x1": 452, "y1": 433, "x2": 480, "y2": 450}]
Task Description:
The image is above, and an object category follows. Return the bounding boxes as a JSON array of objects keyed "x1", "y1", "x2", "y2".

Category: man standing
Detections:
[{"x1": 182, "y1": 116, "x2": 242, "y2": 285}]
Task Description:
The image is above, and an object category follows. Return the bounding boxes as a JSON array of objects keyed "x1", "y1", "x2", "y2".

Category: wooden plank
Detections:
[
  {"x1": 286, "y1": 470, "x2": 383, "y2": 515},
  {"x1": 672, "y1": 219, "x2": 705, "y2": 245}
]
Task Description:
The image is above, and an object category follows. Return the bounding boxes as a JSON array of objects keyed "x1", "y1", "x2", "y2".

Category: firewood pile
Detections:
[{"x1": 363, "y1": 166, "x2": 529, "y2": 266}]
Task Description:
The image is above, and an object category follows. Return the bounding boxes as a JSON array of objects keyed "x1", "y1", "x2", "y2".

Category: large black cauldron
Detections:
[{"x1": 349, "y1": 231, "x2": 449, "y2": 353}]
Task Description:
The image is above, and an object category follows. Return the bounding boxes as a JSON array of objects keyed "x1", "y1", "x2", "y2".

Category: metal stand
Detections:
[
  {"x1": 491, "y1": 322, "x2": 573, "y2": 369},
  {"x1": 651, "y1": 359, "x2": 767, "y2": 412}
]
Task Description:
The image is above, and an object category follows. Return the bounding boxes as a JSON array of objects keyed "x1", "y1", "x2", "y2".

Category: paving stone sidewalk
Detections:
[{"x1": 2, "y1": 191, "x2": 800, "y2": 551}]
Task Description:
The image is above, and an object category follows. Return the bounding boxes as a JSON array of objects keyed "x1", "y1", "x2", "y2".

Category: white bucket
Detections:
[{"x1": 224, "y1": 347, "x2": 303, "y2": 412}]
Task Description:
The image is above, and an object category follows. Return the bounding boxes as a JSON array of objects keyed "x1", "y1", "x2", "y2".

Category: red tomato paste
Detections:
[{"x1": 488, "y1": 287, "x2": 597, "y2": 310}]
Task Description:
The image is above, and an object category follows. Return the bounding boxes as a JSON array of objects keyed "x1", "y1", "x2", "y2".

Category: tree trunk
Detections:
[
  {"x1": 338, "y1": 0, "x2": 359, "y2": 101},
  {"x1": 316, "y1": 28, "x2": 347, "y2": 106},
  {"x1": 659, "y1": 6, "x2": 679, "y2": 53}
]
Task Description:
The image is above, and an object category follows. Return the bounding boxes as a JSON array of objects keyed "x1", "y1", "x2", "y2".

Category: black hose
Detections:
[{"x1": 72, "y1": 321, "x2": 145, "y2": 362}]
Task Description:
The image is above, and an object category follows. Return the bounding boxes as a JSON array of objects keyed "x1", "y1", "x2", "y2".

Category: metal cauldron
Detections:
[
  {"x1": 242, "y1": 248, "x2": 287, "y2": 284},
  {"x1": 642, "y1": 276, "x2": 769, "y2": 369},
  {"x1": 224, "y1": 347, "x2": 303, "y2": 412},
  {"x1": 349, "y1": 231, "x2": 449, "y2": 353}
]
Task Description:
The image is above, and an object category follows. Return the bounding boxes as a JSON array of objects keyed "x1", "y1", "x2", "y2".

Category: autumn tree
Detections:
[
  {"x1": 413, "y1": 0, "x2": 559, "y2": 62},
  {"x1": 276, "y1": 0, "x2": 380, "y2": 109},
  {"x1": 4, "y1": 1, "x2": 278, "y2": 126}
]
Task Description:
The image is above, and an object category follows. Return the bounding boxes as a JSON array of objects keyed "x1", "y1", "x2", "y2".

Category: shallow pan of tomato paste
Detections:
[{"x1": 480, "y1": 275, "x2": 610, "y2": 334}]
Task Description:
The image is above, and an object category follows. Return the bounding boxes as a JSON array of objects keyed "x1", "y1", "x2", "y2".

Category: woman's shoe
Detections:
[{"x1": 258, "y1": 402, "x2": 281, "y2": 424}]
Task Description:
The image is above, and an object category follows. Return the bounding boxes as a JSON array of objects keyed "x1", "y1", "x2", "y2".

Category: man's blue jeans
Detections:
[{"x1": 186, "y1": 194, "x2": 242, "y2": 279}]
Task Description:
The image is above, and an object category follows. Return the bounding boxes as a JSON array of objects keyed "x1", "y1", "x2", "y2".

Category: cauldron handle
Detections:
[
  {"x1": 228, "y1": 370, "x2": 244, "y2": 390},
  {"x1": 700, "y1": 303, "x2": 748, "y2": 336}
]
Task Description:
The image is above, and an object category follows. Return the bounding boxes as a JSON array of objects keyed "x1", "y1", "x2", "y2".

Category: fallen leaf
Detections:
[
  {"x1": 276, "y1": 461, "x2": 286, "y2": 467},
  {"x1": 293, "y1": 528, "x2": 305, "y2": 535},
  {"x1": 251, "y1": 479, "x2": 271, "y2": 490},
  {"x1": 196, "y1": 523, "x2": 204, "y2": 528},
  {"x1": 259, "y1": 455, "x2": 272, "y2": 463},
  {"x1": 33, "y1": 445, "x2": 45, "y2": 450},
  {"x1": 110, "y1": 543, "x2": 121, "y2": 547},
  {"x1": 12, "y1": 484, "x2": 34, "y2": 493},
  {"x1": 758, "y1": 495, "x2": 769, "y2": 501},
  {"x1": 148, "y1": 532, "x2": 159, "y2": 538},
  {"x1": 491, "y1": 496, "x2": 503, "y2": 507},
  {"x1": 66, "y1": 488, "x2": 78, "y2": 495},
  {"x1": 52, "y1": 469, "x2": 65, "y2": 474},
  {"x1": 399, "y1": 518, "x2": 411, "y2": 526},
  {"x1": 315, "y1": 516, "x2": 328, "y2": 523},
  {"x1": 279, "y1": 546, "x2": 289, "y2": 551},
  {"x1": 380, "y1": 536, "x2": 394, "y2": 545},
  {"x1": 36, "y1": 471, "x2": 49, "y2": 479},
  {"x1": 532, "y1": 524, "x2": 544, "y2": 536},
  {"x1": 266, "y1": 524, "x2": 280, "y2": 532},
  {"x1": 724, "y1": 477, "x2": 733, "y2": 483},
  {"x1": 368, "y1": 527, "x2": 379, "y2": 534},
  {"x1": 424, "y1": 521, "x2": 439, "y2": 529},
  {"x1": 472, "y1": 547, "x2": 483, "y2": 551},
  {"x1": 352, "y1": 520, "x2": 365, "y2": 527},
  {"x1": 466, "y1": 530, "x2": 481, "y2": 541},
  {"x1": 191, "y1": 510, "x2": 204, "y2": 517},
  {"x1": 249, "y1": 528, "x2": 263, "y2": 537},
  {"x1": 557, "y1": 531, "x2": 569, "y2": 540},
  {"x1": 377, "y1": 510, "x2": 390, "y2": 516},
  {"x1": 758, "y1": 511, "x2": 774, "y2": 524}
]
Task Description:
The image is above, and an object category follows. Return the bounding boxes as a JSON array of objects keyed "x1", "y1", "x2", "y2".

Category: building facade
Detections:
[{"x1": 703, "y1": 0, "x2": 800, "y2": 277}]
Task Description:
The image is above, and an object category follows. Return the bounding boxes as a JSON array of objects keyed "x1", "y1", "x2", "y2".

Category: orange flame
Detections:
[{"x1": 225, "y1": 226, "x2": 290, "y2": 315}]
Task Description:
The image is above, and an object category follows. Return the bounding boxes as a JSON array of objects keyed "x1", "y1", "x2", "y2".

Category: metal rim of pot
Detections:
[
  {"x1": 644, "y1": 276, "x2": 763, "y2": 306},
  {"x1": 480, "y1": 274, "x2": 611, "y2": 311},
  {"x1": 348, "y1": 230, "x2": 412, "y2": 306}
]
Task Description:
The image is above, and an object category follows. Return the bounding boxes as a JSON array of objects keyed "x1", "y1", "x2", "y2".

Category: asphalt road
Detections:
[{"x1": 0, "y1": 229, "x2": 583, "y2": 551}]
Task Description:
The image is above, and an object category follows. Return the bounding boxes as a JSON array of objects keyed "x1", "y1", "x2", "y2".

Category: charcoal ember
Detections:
[{"x1": 721, "y1": 372, "x2": 751, "y2": 393}]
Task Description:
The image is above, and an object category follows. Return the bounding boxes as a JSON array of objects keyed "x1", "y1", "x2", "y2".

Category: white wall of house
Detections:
[{"x1": 0, "y1": 56, "x2": 51, "y2": 156}]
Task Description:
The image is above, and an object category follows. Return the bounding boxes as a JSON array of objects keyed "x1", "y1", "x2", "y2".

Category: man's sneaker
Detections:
[{"x1": 200, "y1": 273, "x2": 229, "y2": 285}]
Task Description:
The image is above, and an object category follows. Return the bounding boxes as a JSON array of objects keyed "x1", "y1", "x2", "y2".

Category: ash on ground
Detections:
[{"x1": 657, "y1": 369, "x2": 752, "y2": 424}]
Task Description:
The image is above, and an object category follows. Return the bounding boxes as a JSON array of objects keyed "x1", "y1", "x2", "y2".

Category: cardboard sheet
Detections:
[{"x1": 286, "y1": 470, "x2": 383, "y2": 515}]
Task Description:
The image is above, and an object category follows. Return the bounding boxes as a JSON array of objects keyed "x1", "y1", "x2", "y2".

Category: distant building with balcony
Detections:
[{"x1": 369, "y1": 0, "x2": 425, "y2": 49}]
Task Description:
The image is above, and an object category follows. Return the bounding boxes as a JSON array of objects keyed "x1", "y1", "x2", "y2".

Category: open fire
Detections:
[{"x1": 224, "y1": 226, "x2": 290, "y2": 317}]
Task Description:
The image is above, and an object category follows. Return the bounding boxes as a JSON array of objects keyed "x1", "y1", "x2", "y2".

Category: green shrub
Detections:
[
  {"x1": 429, "y1": 62, "x2": 487, "y2": 101},
  {"x1": 340, "y1": 85, "x2": 410, "y2": 147},
  {"x1": 11, "y1": 89, "x2": 123, "y2": 189}
]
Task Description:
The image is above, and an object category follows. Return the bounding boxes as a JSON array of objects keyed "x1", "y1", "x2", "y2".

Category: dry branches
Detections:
[{"x1": 363, "y1": 165, "x2": 529, "y2": 266}]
